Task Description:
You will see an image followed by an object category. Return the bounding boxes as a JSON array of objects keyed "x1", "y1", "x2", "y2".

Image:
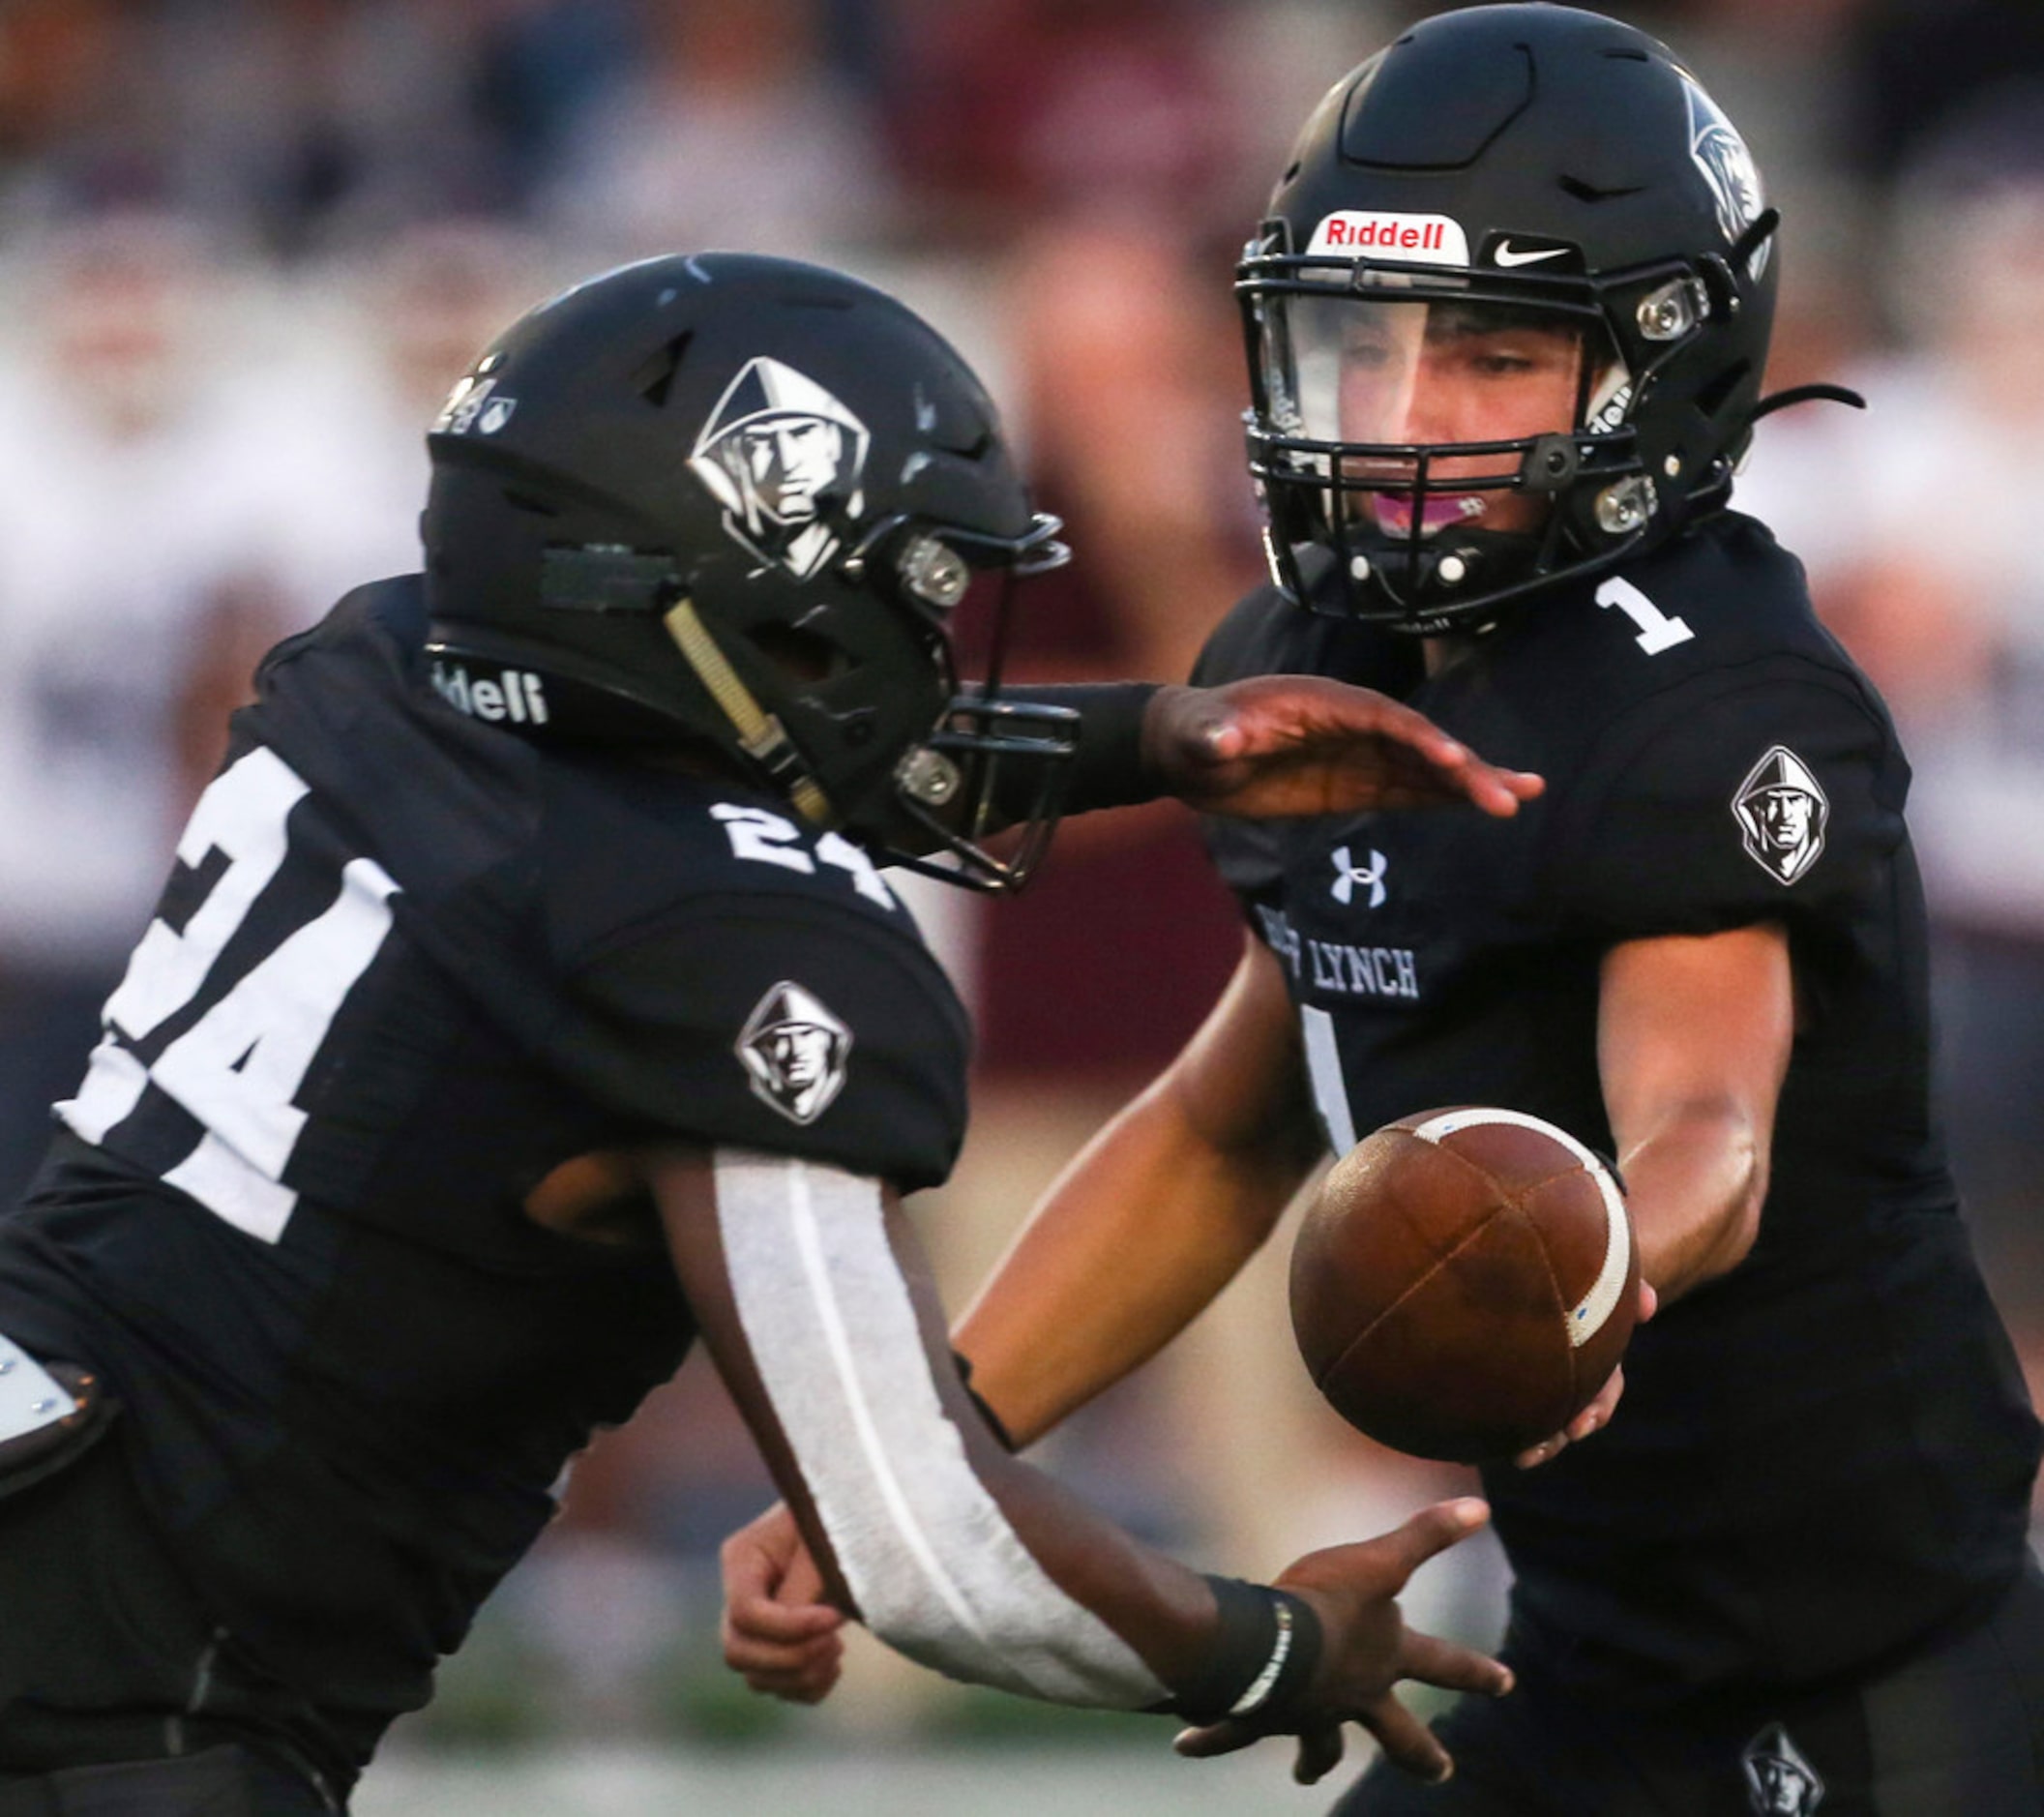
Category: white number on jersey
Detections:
[
  {"x1": 1299, "y1": 1004, "x2": 1359, "y2": 1156},
  {"x1": 59, "y1": 748, "x2": 399, "y2": 1243},
  {"x1": 1596, "y1": 576, "x2": 1695, "y2": 655},
  {"x1": 711, "y1": 803, "x2": 896, "y2": 908}
]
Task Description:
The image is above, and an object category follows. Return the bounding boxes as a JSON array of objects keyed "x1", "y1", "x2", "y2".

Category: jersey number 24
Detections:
[{"x1": 60, "y1": 748, "x2": 398, "y2": 1243}]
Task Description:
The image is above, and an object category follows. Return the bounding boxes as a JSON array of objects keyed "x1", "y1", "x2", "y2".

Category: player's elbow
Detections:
[
  {"x1": 1632, "y1": 1103, "x2": 1772, "y2": 1296},
  {"x1": 1714, "y1": 1108, "x2": 1771, "y2": 1257},
  {"x1": 1717, "y1": 1173, "x2": 1765, "y2": 1272}
]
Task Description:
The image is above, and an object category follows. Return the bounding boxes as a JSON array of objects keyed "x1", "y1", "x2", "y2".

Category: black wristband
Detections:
[
  {"x1": 1166, "y1": 1576, "x2": 1325, "y2": 1725},
  {"x1": 950, "y1": 1351, "x2": 1018, "y2": 1452},
  {"x1": 997, "y1": 683, "x2": 1162, "y2": 815}
]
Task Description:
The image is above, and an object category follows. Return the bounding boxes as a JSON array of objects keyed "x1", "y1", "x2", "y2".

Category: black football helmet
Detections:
[
  {"x1": 421, "y1": 252, "x2": 1076, "y2": 889},
  {"x1": 1237, "y1": 3, "x2": 1797, "y2": 634}
]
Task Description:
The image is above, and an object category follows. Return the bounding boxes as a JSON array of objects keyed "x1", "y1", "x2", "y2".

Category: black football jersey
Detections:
[
  {"x1": 1199, "y1": 513, "x2": 2043, "y2": 1700},
  {"x1": 0, "y1": 578, "x2": 969, "y2": 1734}
]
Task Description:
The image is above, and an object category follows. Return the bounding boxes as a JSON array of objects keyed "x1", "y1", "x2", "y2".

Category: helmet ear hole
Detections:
[
  {"x1": 1696, "y1": 359, "x2": 1753, "y2": 422},
  {"x1": 747, "y1": 620, "x2": 850, "y2": 684}
]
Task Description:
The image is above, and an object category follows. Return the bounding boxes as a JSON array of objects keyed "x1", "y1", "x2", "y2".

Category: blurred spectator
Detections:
[
  {"x1": 967, "y1": 212, "x2": 1256, "y2": 1100},
  {"x1": 0, "y1": 0, "x2": 635, "y2": 255},
  {"x1": 264, "y1": 216, "x2": 560, "y2": 606},
  {"x1": 1742, "y1": 114, "x2": 2044, "y2": 1397},
  {"x1": 1841, "y1": 0, "x2": 2044, "y2": 190},
  {"x1": 0, "y1": 212, "x2": 304, "y2": 1204},
  {"x1": 540, "y1": 0, "x2": 897, "y2": 265},
  {"x1": 883, "y1": 0, "x2": 1255, "y2": 245}
]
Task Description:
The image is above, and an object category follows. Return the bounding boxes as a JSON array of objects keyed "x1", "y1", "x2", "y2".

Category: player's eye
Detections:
[{"x1": 1342, "y1": 337, "x2": 1398, "y2": 371}]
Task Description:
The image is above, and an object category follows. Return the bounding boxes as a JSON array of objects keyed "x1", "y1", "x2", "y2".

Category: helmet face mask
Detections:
[
  {"x1": 1237, "y1": 3, "x2": 1780, "y2": 635},
  {"x1": 420, "y1": 253, "x2": 1077, "y2": 890}
]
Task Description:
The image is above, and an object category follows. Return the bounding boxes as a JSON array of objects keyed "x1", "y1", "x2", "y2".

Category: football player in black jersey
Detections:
[
  {"x1": 725, "y1": 8, "x2": 2044, "y2": 1813},
  {"x1": 0, "y1": 248, "x2": 1561, "y2": 1814}
]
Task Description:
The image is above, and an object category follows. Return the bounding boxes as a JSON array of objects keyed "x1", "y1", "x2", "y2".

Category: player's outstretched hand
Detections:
[
  {"x1": 1144, "y1": 677, "x2": 1545, "y2": 821},
  {"x1": 720, "y1": 1501, "x2": 844, "y2": 1704},
  {"x1": 1172, "y1": 1498, "x2": 1510, "y2": 1786}
]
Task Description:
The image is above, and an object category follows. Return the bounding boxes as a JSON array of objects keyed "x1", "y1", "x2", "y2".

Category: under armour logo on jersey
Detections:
[
  {"x1": 1742, "y1": 1722, "x2": 1824, "y2": 1814},
  {"x1": 1732, "y1": 746, "x2": 1828, "y2": 884},
  {"x1": 1330, "y1": 846, "x2": 1388, "y2": 908},
  {"x1": 689, "y1": 357, "x2": 871, "y2": 580},
  {"x1": 737, "y1": 981, "x2": 853, "y2": 1125}
]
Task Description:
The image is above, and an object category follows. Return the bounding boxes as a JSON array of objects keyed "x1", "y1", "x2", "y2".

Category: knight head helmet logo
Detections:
[
  {"x1": 1682, "y1": 72, "x2": 1768, "y2": 277},
  {"x1": 1741, "y1": 1722, "x2": 1824, "y2": 1815},
  {"x1": 689, "y1": 357, "x2": 872, "y2": 580},
  {"x1": 1733, "y1": 746, "x2": 1829, "y2": 884}
]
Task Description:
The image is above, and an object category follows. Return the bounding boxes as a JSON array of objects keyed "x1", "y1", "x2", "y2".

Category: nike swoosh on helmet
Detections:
[{"x1": 1493, "y1": 241, "x2": 1571, "y2": 266}]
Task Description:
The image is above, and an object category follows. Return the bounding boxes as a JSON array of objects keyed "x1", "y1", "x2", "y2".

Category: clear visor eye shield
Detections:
[{"x1": 1238, "y1": 261, "x2": 1650, "y2": 625}]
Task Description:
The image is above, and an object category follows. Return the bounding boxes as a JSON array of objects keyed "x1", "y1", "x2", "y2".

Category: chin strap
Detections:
[{"x1": 662, "y1": 597, "x2": 834, "y2": 825}]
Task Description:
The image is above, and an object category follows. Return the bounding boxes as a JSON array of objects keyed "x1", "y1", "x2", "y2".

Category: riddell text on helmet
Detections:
[{"x1": 1306, "y1": 211, "x2": 1470, "y2": 265}]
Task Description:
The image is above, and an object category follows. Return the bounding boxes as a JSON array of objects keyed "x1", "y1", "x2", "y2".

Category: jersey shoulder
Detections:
[
  {"x1": 534, "y1": 766, "x2": 969, "y2": 1190},
  {"x1": 247, "y1": 581, "x2": 969, "y2": 1188},
  {"x1": 1192, "y1": 581, "x2": 1424, "y2": 694},
  {"x1": 1526, "y1": 510, "x2": 1867, "y2": 710},
  {"x1": 1533, "y1": 520, "x2": 1910, "y2": 937}
]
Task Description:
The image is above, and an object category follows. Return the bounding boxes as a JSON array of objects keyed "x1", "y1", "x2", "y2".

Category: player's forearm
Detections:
[
  {"x1": 1617, "y1": 1101, "x2": 1768, "y2": 1301},
  {"x1": 955, "y1": 1073, "x2": 1312, "y2": 1448},
  {"x1": 967, "y1": 1440, "x2": 1239, "y2": 1683}
]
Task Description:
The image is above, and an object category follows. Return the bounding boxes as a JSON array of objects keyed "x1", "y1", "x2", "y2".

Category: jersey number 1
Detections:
[
  {"x1": 60, "y1": 748, "x2": 399, "y2": 1243},
  {"x1": 1596, "y1": 576, "x2": 1694, "y2": 654}
]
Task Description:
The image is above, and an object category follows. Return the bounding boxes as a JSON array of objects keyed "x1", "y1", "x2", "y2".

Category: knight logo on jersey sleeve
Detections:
[
  {"x1": 1741, "y1": 1722, "x2": 1824, "y2": 1814},
  {"x1": 737, "y1": 981, "x2": 853, "y2": 1124},
  {"x1": 1733, "y1": 746, "x2": 1828, "y2": 884}
]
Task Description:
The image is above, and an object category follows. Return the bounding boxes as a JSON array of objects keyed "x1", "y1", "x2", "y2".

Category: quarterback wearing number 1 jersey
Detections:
[
  {"x1": 892, "y1": 12, "x2": 2044, "y2": 1813},
  {"x1": 1198, "y1": 509, "x2": 2043, "y2": 1706}
]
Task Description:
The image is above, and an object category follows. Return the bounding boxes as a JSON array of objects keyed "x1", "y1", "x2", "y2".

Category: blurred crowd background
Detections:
[{"x1": 2, "y1": 0, "x2": 2041, "y2": 1778}]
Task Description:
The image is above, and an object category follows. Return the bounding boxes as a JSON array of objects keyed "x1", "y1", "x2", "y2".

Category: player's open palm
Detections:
[
  {"x1": 1146, "y1": 677, "x2": 1545, "y2": 821},
  {"x1": 1172, "y1": 1498, "x2": 1510, "y2": 1786}
]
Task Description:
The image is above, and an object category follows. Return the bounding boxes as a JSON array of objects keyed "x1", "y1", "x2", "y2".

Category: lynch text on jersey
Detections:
[{"x1": 1256, "y1": 905, "x2": 1419, "y2": 1001}]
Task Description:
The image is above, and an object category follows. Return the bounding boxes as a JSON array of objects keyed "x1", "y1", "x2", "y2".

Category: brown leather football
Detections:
[{"x1": 1289, "y1": 1107, "x2": 1640, "y2": 1464}]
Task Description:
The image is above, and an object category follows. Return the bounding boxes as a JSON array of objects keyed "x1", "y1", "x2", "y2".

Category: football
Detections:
[{"x1": 1289, "y1": 1107, "x2": 1640, "y2": 1464}]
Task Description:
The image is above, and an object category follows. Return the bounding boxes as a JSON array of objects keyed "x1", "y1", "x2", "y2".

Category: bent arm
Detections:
[
  {"x1": 665, "y1": 1137, "x2": 1510, "y2": 1775},
  {"x1": 1598, "y1": 920, "x2": 1794, "y2": 1302},
  {"x1": 653, "y1": 1142, "x2": 1224, "y2": 1706},
  {"x1": 955, "y1": 933, "x2": 1325, "y2": 1446}
]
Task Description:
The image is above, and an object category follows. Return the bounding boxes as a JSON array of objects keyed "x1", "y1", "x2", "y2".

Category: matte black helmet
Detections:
[
  {"x1": 1237, "y1": 3, "x2": 1788, "y2": 634},
  {"x1": 422, "y1": 252, "x2": 1075, "y2": 888}
]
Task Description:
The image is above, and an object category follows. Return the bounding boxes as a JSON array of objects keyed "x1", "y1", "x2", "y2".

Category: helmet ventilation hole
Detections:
[{"x1": 632, "y1": 333, "x2": 694, "y2": 408}]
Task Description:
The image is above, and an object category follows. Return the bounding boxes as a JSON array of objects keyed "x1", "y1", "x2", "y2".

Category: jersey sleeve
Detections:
[
  {"x1": 1543, "y1": 659, "x2": 1909, "y2": 939},
  {"x1": 550, "y1": 894, "x2": 971, "y2": 1192}
]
